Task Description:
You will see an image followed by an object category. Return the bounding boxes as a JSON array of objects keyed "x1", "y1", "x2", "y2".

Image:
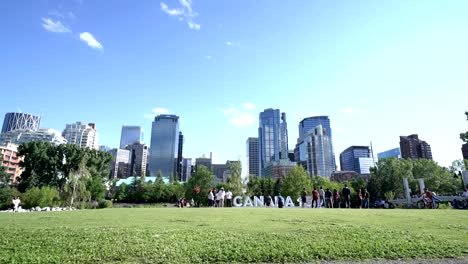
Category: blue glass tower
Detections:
[
  {"x1": 258, "y1": 108, "x2": 288, "y2": 177},
  {"x1": 149, "y1": 115, "x2": 180, "y2": 177},
  {"x1": 120, "y1": 125, "x2": 144, "y2": 149},
  {"x1": 298, "y1": 116, "x2": 335, "y2": 170}
]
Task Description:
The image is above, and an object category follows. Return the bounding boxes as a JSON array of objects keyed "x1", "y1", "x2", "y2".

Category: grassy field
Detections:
[{"x1": 0, "y1": 208, "x2": 467, "y2": 263}]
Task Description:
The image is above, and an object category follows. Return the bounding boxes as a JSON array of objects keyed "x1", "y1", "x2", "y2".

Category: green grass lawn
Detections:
[{"x1": 0, "y1": 208, "x2": 467, "y2": 263}]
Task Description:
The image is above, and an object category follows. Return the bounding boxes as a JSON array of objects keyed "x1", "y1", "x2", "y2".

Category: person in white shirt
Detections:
[
  {"x1": 216, "y1": 187, "x2": 226, "y2": 208},
  {"x1": 462, "y1": 188, "x2": 468, "y2": 198},
  {"x1": 225, "y1": 190, "x2": 233, "y2": 207},
  {"x1": 319, "y1": 186, "x2": 325, "y2": 208},
  {"x1": 208, "y1": 190, "x2": 214, "y2": 207},
  {"x1": 12, "y1": 197, "x2": 20, "y2": 212}
]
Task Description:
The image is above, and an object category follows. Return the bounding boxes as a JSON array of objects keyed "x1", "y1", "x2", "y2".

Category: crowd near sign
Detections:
[{"x1": 233, "y1": 196, "x2": 297, "y2": 207}]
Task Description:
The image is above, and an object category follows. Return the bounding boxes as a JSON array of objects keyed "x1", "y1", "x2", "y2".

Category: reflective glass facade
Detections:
[
  {"x1": 120, "y1": 126, "x2": 144, "y2": 149},
  {"x1": 2, "y1": 112, "x2": 41, "y2": 133},
  {"x1": 258, "y1": 109, "x2": 288, "y2": 176},
  {"x1": 298, "y1": 116, "x2": 335, "y2": 169},
  {"x1": 246, "y1": 137, "x2": 259, "y2": 176},
  {"x1": 377, "y1": 147, "x2": 401, "y2": 160},
  {"x1": 149, "y1": 115, "x2": 179, "y2": 177},
  {"x1": 339, "y1": 146, "x2": 374, "y2": 174}
]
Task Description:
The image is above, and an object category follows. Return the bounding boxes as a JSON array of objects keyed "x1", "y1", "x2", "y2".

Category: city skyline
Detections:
[{"x1": 1, "y1": 1, "x2": 467, "y2": 173}]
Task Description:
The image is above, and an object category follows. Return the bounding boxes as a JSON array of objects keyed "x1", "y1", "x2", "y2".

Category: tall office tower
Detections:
[
  {"x1": 125, "y1": 142, "x2": 148, "y2": 177},
  {"x1": 108, "y1": 148, "x2": 130, "y2": 179},
  {"x1": 177, "y1": 131, "x2": 184, "y2": 181},
  {"x1": 62, "y1": 122, "x2": 99, "y2": 150},
  {"x1": 181, "y1": 158, "x2": 192, "y2": 182},
  {"x1": 462, "y1": 143, "x2": 468, "y2": 160},
  {"x1": 399, "y1": 134, "x2": 433, "y2": 160},
  {"x1": 298, "y1": 116, "x2": 335, "y2": 169},
  {"x1": 0, "y1": 128, "x2": 67, "y2": 146},
  {"x1": 246, "y1": 137, "x2": 259, "y2": 176},
  {"x1": 149, "y1": 115, "x2": 180, "y2": 177},
  {"x1": 2, "y1": 112, "x2": 41, "y2": 133},
  {"x1": 339, "y1": 146, "x2": 375, "y2": 175},
  {"x1": 120, "y1": 126, "x2": 144, "y2": 149},
  {"x1": 258, "y1": 108, "x2": 288, "y2": 176},
  {"x1": 295, "y1": 124, "x2": 334, "y2": 178}
]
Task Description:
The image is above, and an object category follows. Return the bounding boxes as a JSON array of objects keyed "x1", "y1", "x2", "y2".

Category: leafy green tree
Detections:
[
  {"x1": 368, "y1": 158, "x2": 413, "y2": 199},
  {"x1": 273, "y1": 178, "x2": 282, "y2": 196},
  {"x1": 246, "y1": 176, "x2": 275, "y2": 197},
  {"x1": 281, "y1": 165, "x2": 310, "y2": 200},
  {"x1": 0, "y1": 187, "x2": 20, "y2": 210},
  {"x1": 22, "y1": 186, "x2": 60, "y2": 208},
  {"x1": 226, "y1": 161, "x2": 243, "y2": 196},
  {"x1": 0, "y1": 166, "x2": 10, "y2": 188},
  {"x1": 115, "y1": 183, "x2": 129, "y2": 202},
  {"x1": 185, "y1": 165, "x2": 212, "y2": 206},
  {"x1": 460, "y1": 111, "x2": 468, "y2": 143}
]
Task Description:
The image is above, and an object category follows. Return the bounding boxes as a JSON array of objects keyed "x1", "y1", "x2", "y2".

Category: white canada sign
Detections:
[{"x1": 232, "y1": 196, "x2": 298, "y2": 207}]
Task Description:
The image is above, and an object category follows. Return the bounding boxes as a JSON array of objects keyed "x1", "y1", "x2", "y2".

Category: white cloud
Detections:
[
  {"x1": 222, "y1": 107, "x2": 255, "y2": 127},
  {"x1": 205, "y1": 55, "x2": 212, "y2": 60},
  {"x1": 152, "y1": 107, "x2": 169, "y2": 114},
  {"x1": 226, "y1": 41, "x2": 232, "y2": 46},
  {"x1": 226, "y1": 41, "x2": 240, "y2": 47},
  {"x1": 160, "y1": 3, "x2": 183, "y2": 16},
  {"x1": 41, "y1": 18, "x2": 71, "y2": 33},
  {"x1": 241, "y1": 102, "x2": 256, "y2": 110},
  {"x1": 160, "y1": 0, "x2": 200, "y2": 30},
  {"x1": 79, "y1": 32, "x2": 103, "y2": 50}
]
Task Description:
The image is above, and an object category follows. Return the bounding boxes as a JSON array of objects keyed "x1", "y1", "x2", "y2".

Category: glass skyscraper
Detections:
[
  {"x1": 2, "y1": 112, "x2": 41, "y2": 133},
  {"x1": 339, "y1": 146, "x2": 375, "y2": 174},
  {"x1": 149, "y1": 115, "x2": 180, "y2": 177},
  {"x1": 298, "y1": 116, "x2": 335, "y2": 169},
  {"x1": 120, "y1": 126, "x2": 144, "y2": 149},
  {"x1": 258, "y1": 108, "x2": 288, "y2": 177}
]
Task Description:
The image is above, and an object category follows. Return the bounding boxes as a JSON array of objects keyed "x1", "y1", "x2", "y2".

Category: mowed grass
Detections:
[{"x1": 0, "y1": 208, "x2": 467, "y2": 263}]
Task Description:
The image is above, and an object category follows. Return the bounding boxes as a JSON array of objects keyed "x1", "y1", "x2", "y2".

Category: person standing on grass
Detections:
[
  {"x1": 358, "y1": 189, "x2": 363, "y2": 209},
  {"x1": 225, "y1": 189, "x2": 233, "y2": 207},
  {"x1": 208, "y1": 189, "x2": 214, "y2": 207},
  {"x1": 342, "y1": 184, "x2": 351, "y2": 208},
  {"x1": 364, "y1": 189, "x2": 370, "y2": 208},
  {"x1": 333, "y1": 189, "x2": 340, "y2": 208},
  {"x1": 214, "y1": 189, "x2": 218, "y2": 207},
  {"x1": 12, "y1": 197, "x2": 20, "y2": 212},
  {"x1": 312, "y1": 187, "x2": 319, "y2": 208},
  {"x1": 300, "y1": 188, "x2": 307, "y2": 208},
  {"x1": 319, "y1": 186, "x2": 325, "y2": 208},
  {"x1": 216, "y1": 187, "x2": 226, "y2": 208},
  {"x1": 277, "y1": 193, "x2": 284, "y2": 208},
  {"x1": 325, "y1": 188, "x2": 332, "y2": 208}
]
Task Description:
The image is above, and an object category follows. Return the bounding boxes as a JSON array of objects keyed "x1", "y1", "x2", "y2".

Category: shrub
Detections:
[
  {"x1": 98, "y1": 199, "x2": 113, "y2": 209},
  {"x1": 22, "y1": 186, "x2": 60, "y2": 209},
  {"x1": 0, "y1": 188, "x2": 21, "y2": 210}
]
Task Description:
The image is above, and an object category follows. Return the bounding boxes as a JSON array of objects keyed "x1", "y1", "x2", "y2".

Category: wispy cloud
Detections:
[
  {"x1": 144, "y1": 107, "x2": 170, "y2": 119},
  {"x1": 241, "y1": 102, "x2": 256, "y2": 110},
  {"x1": 226, "y1": 41, "x2": 240, "y2": 47},
  {"x1": 41, "y1": 18, "x2": 71, "y2": 33},
  {"x1": 205, "y1": 55, "x2": 212, "y2": 60},
  {"x1": 222, "y1": 105, "x2": 256, "y2": 127},
  {"x1": 160, "y1": 0, "x2": 200, "y2": 30},
  {"x1": 79, "y1": 32, "x2": 103, "y2": 50}
]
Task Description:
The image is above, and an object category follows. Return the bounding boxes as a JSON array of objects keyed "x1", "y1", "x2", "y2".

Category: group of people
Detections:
[
  {"x1": 300, "y1": 184, "x2": 364, "y2": 208},
  {"x1": 208, "y1": 187, "x2": 233, "y2": 207}
]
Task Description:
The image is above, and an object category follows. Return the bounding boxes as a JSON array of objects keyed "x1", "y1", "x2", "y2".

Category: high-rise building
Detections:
[
  {"x1": 258, "y1": 108, "x2": 288, "y2": 176},
  {"x1": 261, "y1": 159, "x2": 296, "y2": 180},
  {"x1": 125, "y1": 142, "x2": 148, "y2": 177},
  {"x1": 339, "y1": 146, "x2": 375, "y2": 174},
  {"x1": 120, "y1": 126, "x2": 144, "y2": 149},
  {"x1": 462, "y1": 143, "x2": 468, "y2": 160},
  {"x1": 62, "y1": 122, "x2": 99, "y2": 150},
  {"x1": 149, "y1": 115, "x2": 180, "y2": 177},
  {"x1": 246, "y1": 137, "x2": 259, "y2": 176},
  {"x1": 2, "y1": 112, "x2": 41, "y2": 133},
  {"x1": 181, "y1": 158, "x2": 192, "y2": 182},
  {"x1": 195, "y1": 153, "x2": 212, "y2": 171},
  {"x1": 298, "y1": 116, "x2": 335, "y2": 169},
  {"x1": 0, "y1": 128, "x2": 67, "y2": 146},
  {"x1": 108, "y1": 149, "x2": 130, "y2": 179},
  {"x1": 0, "y1": 143, "x2": 23, "y2": 184},
  {"x1": 399, "y1": 134, "x2": 432, "y2": 160},
  {"x1": 377, "y1": 148, "x2": 401, "y2": 160},
  {"x1": 177, "y1": 131, "x2": 184, "y2": 181},
  {"x1": 99, "y1": 145, "x2": 112, "y2": 152},
  {"x1": 295, "y1": 124, "x2": 334, "y2": 178}
]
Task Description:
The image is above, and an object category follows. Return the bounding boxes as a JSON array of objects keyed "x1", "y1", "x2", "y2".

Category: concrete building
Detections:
[
  {"x1": 399, "y1": 134, "x2": 432, "y2": 160},
  {"x1": 462, "y1": 143, "x2": 468, "y2": 160},
  {"x1": 195, "y1": 153, "x2": 212, "y2": 171},
  {"x1": 62, "y1": 122, "x2": 99, "y2": 150},
  {"x1": 377, "y1": 147, "x2": 401, "y2": 160},
  {"x1": 177, "y1": 131, "x2": 184, "y2": 181},
  {"x1": 295, "y1": 124, "x2": 334, "y2": 178},
  {"x1": 339, "y1": 146, "x2": 375, "y2": 175},
  {"x1": 181, "y1": 158, "x2": 192, "y2": 182},
  {"x1": 149, "y1": 115, "x2": 180, "y2": 177},
  {"x1": 330, "y1": 171, "x2": 359, "y2": 182},
  {"x1": 261, "y1": 159, "x2": 296, "y2": 180},
  {"x1": 258, "y1": 109, "x2": 288, "y2": 176},
  {"x1": 2, "y1": 112, "x2": 41, "y2": 133},
  {"x1": 0, "y1": 143, "x2": 23, "y2": 184},
  {"x1": 109, "y1": 149, "x2": 130, "y2": 179},
  {"x1": 246, "y1": 137, "x2": 259, "y2": 176},
  {"x1": 0, "y1": 128, "x2": 67, "y2": 146},
  {"x1": 120, "y1": 126, "x2": 143, "y2": 149},
  {"x1": 125, "y1": 142, "x2": 148, "y2": 177}
]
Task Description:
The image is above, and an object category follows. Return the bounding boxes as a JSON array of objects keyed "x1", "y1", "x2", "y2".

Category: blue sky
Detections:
[{"x1": 1, "y1": 0, "x2": 467, "y2": 174}]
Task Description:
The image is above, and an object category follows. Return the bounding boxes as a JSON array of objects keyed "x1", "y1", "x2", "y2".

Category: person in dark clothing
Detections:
[
  {"x1": 325, "y1": 188, "x2": 332, "y2": 208},
  {"x1": 333, "y1": 189, "x2": 340, "y2": 208},
  {"x1": 364, "y1": 189, "x2": 370, "y2": 208},
  {"x1": 277, "y1": 193, "x2": 284, "y2": 208},
  {"x1": 312, "y1": 187, "x2": 319, "y2": 208},
  {"x1": 342, "y1": 184, "x2": 351, "y2": 208},
  {"x1": 300, "y1": 188, "x2": 307, "y2": 208}
]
